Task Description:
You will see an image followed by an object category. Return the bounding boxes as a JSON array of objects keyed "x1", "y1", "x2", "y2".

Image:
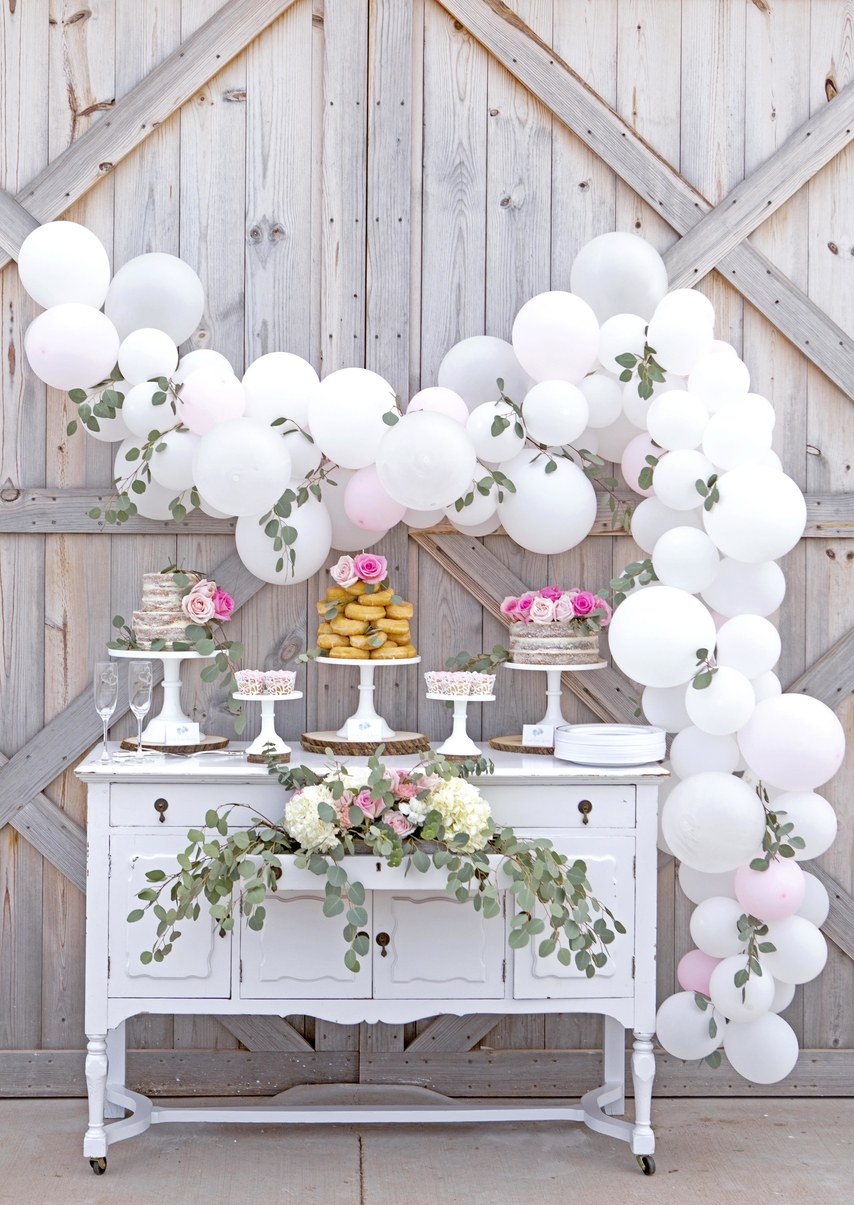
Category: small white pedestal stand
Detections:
[
  {"x1": 108, "y1": 648, "x2": 225, "y2": 751},
  {"x1": 490, "y1": 661, "x2": 606, "y2": 755},
  {"x1": 426, "y1": 694, "x2": 495, "y2": 758},
  {"x1": 234, "y1": 692, "x2": 303, "y2": 764}
]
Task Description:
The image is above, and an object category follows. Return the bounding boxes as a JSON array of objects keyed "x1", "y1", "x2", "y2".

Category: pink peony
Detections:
[
  {"x1": 385, "y1": 811, "x2": 416, "y2": 837},
  {"x1": 212, "y1": 587, "x2": 234, "y2": 622},
  {"x1": 530, "y1": 596, "x2": 556, "y2": 624},
  {"x1": 539, "y1": 586, "x2": 563, "y2": 602},
  {"x1": 354, "y1": 788, "x2": 385, "y2": 819},
  {"x1": 572, "y1": 591, "x2": 597, "y2": 617},
  {"x1": 354, "y1": 553, "x2": 387, "y2": 584},
  {"x1": 330, "y1": 555, "x2": 359, "y2": 588},
  {"x1": 554, "y1": 594, "x2": 576, "y2": 622},
  {"x1": 516, "y1": 596, "x2": 534, "y2": 622},
  {"x1": 593, "y1": 596, "x2": 612, "y2": 627},
  {"x1": 182, "y1": 589, "x2": 215, "y2": 623},
  {"x1": 500, "y1": 595, "x2": 520, "y2": 620}
]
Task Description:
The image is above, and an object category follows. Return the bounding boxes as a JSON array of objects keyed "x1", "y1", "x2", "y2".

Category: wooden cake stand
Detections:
[
  {"x1": 302, "y1": 655, "x2": 430, "y2": 756},
  {"x1": 489, "y1": 661, "x2": 607, "y2": 755}
]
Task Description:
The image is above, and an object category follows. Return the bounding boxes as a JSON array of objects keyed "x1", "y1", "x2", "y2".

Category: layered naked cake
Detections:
[
  {"x1": 132, "y1": 571, "x2": 194, "y2": 648},
  {"x1": 502, "y1": 587, "x2": 610, "y2": 667},
  {"x1": 509, "y1": 622, "x2": 601, "y2": 666}
]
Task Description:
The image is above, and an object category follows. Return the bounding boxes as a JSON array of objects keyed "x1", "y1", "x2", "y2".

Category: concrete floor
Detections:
[{"x1": 0, "y1": 1097, "x2": 852, "y2": 1205}]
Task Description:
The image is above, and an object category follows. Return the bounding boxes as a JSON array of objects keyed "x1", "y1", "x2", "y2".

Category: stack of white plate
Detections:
[{"x1": 553, "y1": 723, "x2": 666, "y2": 766}]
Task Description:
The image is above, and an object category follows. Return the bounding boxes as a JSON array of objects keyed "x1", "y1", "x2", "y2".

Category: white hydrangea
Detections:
[
  {"x1": 338, "y1": 767, "x2": 371, "y2": 790},
  {"x1": 399, "y1": 796, "x2": 430, "y2": 826},
  {"x1": 423, "y1": 778, "x2": 492, "y2": 851},
  {"x1": 284, "y1": 785, "x2": 339, "y2": 852}
]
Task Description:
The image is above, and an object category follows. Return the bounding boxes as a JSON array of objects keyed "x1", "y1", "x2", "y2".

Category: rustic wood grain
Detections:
[
  {"x1": 219, "y1": 1015, "x2": 315, "y2": 1054},
  {"x1": 0, "y1": 190, "x2": 39, "y2": 258},
  {"x1": 406, "y1": 1013, "x2": 502, "y2": 1052}
]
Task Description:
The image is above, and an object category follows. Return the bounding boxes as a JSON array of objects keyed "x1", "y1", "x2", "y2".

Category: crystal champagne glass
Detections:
[
  {"x1": 93, "y1": 661, "x2": 119, "y2": 763},
  {"x1": 127, "y1": 660, "x2": 153, "y2": 759}
]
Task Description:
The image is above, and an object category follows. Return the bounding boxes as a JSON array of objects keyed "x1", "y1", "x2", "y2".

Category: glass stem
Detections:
[
  {"x1": 101, "y1": 716, "x2": 110, "y2": 763},
  {"x1": 136, "y1": 714, "x2": 143, "y2": 756}
]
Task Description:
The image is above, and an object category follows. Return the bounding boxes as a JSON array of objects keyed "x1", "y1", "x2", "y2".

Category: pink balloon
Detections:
[
  {"x1": 677, "y1": 948, "x2": 722, "y2": 995},
  {"x1": 343, "y1": 465, "x2": 407, "y2": 530},
  {"x1": 408, "y1": 386, "x2": 469, "y2": 425},
  {"x1": 176, "y1": 367, "x2": 246, "y2": 435},
  {"x1": 621, "y1": 432, "x2": 659, "y2": 498},
  {"x1": 737, "y1": 694, "x2": 846, "y2": 792},
  {"x1": 734, "y1": 859, "x2": 806, "y2": 924}
]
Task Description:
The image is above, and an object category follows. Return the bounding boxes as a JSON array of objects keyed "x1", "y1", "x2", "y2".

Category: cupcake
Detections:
[
  {"x1": 235, "y1": 669, "x2": 265, "y2": 695},
  {"x1": 264, "y1": 670, "x2": 296, "y2": 696},
  {"x1": 469, "y1": 673, "x2": 495, "y2": 696}
]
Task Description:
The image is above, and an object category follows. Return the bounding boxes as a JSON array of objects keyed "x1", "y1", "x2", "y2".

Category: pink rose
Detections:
[
  {"x1": 212, "y1": 588, "x2": 234, "y2": 622},
  {"x1": 335, "y1": 793, "x2": 355, "y2": 828},
  {"x1": 354, "y1": 553, "x2": 387, "y2": 584},
  {"x1": 516, "y1": 596, "x2": 534, "y2": 622},
  {"x1": 572, "y1": 591, "x2": 597, "y2": 617},
  {"x1": 385, "y1": 811, "x2": 415, "y2": 837},
  {"x1": 554, "y1": 594, "x2": 575, "y2": 622},
  {"x1": 354, "y1": 788, "x2": 385, "y2": 819},
  {"x1": 539, "y1": 586, "x2": 563, "y2": 602},
  {"x1": 500, "y1": 595, "x2": 520, "y2": 620},
  {"x1": 593, "y1": 596, "x2": 612, "y2": 627},
  {"x1": 330, "y1": 555, "x2": 359, "y2": 588},
  {"x1": 190, "y1": 577, "x2": 217, "y2": 600},
  {"x1": 530, "y1": 596, "x2": 556, "y2": 624},
  {"x1": 182, "y1": 589, "x2": 215, "y2": 623}
]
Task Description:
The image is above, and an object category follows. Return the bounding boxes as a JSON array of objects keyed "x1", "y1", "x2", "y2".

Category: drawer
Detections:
[
  {"x1": 479, "y1": 783, "x2": 635, "y2": 828},
  {"x1": 109, "y1": 782, "x2": 285, "y2": 828}
]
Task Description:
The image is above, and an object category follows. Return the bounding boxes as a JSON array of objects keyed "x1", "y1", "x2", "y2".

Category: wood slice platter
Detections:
[
  {"x1": 119, "y1": 734, "x2": 229, "y2": 755},
  {"x1": 488, "y1": 735, "x2": 555, "y2": 756},
  {"x1": 301, "y1": 731, "x2": 431, "y2": 757},
  {"x1": 246, "y1": 750, "x2": 290, "y2": 764}
]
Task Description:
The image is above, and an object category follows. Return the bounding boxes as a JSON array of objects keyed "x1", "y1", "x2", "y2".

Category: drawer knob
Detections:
[
  {"x1": 376, "y1": 932, "x2": 390, "y2": 957},
  {"x1": 578, "y1": 799, "x2": 593, "y2": 825},
  {"x1": 153, "y1": 797, "x2": 169, "y2": 823}
]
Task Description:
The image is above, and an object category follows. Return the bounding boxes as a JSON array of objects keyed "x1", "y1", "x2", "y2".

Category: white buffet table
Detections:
[{"x1": 76, "y1": 744, "x2": 665, "y2": 1175}]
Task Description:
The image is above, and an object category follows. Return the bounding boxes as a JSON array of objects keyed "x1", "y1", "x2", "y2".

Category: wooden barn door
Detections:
[{"x1": 1, "y1": 0, "x2": 853, "y2": 1098}]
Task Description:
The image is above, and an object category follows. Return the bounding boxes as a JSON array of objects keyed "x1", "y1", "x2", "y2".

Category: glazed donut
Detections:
[
  {"x1": 317, "y1": 633, "x2": 350, "y2": 649},
  {"x1": 330, "y1": 644, "x2": 371, "y2": 659},
  {"x1": 330, "y1": 616, "x2": 369, "y2": 635},
  {"x1": 317, "y1": 621, "x2": 333, "y2": 635},
  {"x1": 350, "y1": 632, "x2": 387, "y2": 650},
  {"x1": 326, "y1": 586, "x2": 351, "y2": 602},
  {"x1": 316, "y1": 599, "x2": 342, "y2": 617},
  {"x1": 344, "y1": 602, "x2": 386, "y2": 621},
  {"x1": 361, "y1": 588, "x2": 394, "y2": 606},
  {"x1": 388, "y1": 629, "x2": 411, "y2": 645},
  {"x1": 385, "y1": 601, "x2": 414, "y2": 620},
  {"x1": 371, "y1": 642, "x2": 416, "y2": 659},
  {"x1": 375, "y1": 617, "x2": 410, "y2": 636}
]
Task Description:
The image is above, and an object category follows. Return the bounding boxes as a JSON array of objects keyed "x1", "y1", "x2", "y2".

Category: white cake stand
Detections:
[
  {"x1": 316, "y1": 655, "x2": 421, "y2": 740},
  {"x1": 426, "y1": 693, "x2": 495, "y2": 757},
  {"x1": 505, "y1": 661, "x2": 607, "y2": 729},
  {"x1": 109, "y1": 648, "x2": 219, "y2": 746},
  {"x1": 234, "y1": 692, "x2": 303, "y2": 763}
]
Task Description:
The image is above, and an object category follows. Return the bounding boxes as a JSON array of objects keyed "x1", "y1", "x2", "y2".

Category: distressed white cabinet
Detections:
[{"x1": 77, "y1": 747, "x2": 664, "y2": 1176}]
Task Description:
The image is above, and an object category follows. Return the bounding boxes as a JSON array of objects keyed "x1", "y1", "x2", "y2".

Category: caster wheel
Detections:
[
  {"x1": 89, "y1": 1157, "x2": 107, "y2": 1175},
  {"x1": 636, "y1": 1154, "x2": 655, "y2": 1176}
]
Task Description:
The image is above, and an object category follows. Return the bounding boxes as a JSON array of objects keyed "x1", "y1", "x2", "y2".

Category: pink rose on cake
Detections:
[
  {"x1": 539, "y1": 586, "x2": 563, "y2": 602},
  {"x1": 212, "y1": 588, "x2": 235, "y2": 622},
  {"x1": 571, "y1": 591, "x2": 597, "y2": 618},
  {"x1": 529, "y1": 596, "x2": 556, "y2": 623},
  {"x1": 516, "y1": 594, "x2": 535, "y2": 622},
  {"x1": 330, "y1": 555, "x2": 359, "y2": 588},
  {"x1": 500, "y1": 596, "x2": 520, "y2": 620},
  {"x1": 182, "y1": 586, "x2": 216, "y2": 623},
  {"x1": 353, "y1": 553, "x2": 388, "y2": 585},
  {"x1": 554, "y1": 594, "x2": 576, "y2": 622}
]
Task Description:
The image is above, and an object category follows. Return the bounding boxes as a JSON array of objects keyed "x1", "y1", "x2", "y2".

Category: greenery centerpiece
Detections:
[{"x1": 130, "y1": 750, "x2": 625, "y2": 974}]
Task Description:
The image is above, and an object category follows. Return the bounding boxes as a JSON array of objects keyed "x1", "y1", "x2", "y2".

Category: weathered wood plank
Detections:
[
  {"x1": 407, "y1": 1014, "x2": 502, "y2": 1053},
  {"x1": 785, "y1": 628, "x2": 854, "y2": 709},
  {"x1": 219, "y1": 1016, "x2": 314, "y2": 1054},
  {"x1": 809, "y1": 865, "x2": 854, "y2": 963},
  {"x1": 0, "y1": 189, "x2": 39, "y2": 258},
  {"x1": 7, "y1": 793, "x2": 86, "y2": 895}
]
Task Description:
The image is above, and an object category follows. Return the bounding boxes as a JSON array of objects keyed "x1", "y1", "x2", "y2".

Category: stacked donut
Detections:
[{"x1": 315, "y1": 580, "x2": 416, "y2": 660}]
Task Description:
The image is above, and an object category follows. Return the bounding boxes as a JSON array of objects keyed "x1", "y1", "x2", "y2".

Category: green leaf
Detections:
[
  {"x1": 544, "y1": 459, "x2": 557, "y2": 474},
  {"x1": 344, "y1": 948, "x2": 360, "y2": 973},
  {"x1": 382, "y1": 410, "x2": 400, "y2": 426},
  {"x1": 126, "y1": 909, "x2": 145, "y2": 923},
  {"x1": 507, "y1": 928, "x2": 529, "y2": 949},
  {"x1": 618, "y1": 369, "x2": 632, "y2": 382}
]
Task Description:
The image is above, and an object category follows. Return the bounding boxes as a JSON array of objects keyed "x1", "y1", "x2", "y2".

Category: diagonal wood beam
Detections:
[
  {"x1": 0, "y1": 753, "x2": 87, "y2": 892},
  {"x1": 406, "y1": 1014, "x2": 501, "y2": 1052},
  {"x1": 0, "y1": 192, "x2": 40, "y2": 261},
  {"x1": 440, "y1": 0, "x2": 854, "y2": 400},
  {"x1": 218, "y1": 1016, "x2": 314, "y2": 1054},
  {"x1": 0, "y1": 0, "x2": 297, "y2": 269},
  {"x1": 784, "y1": 629, "x2": 854, "y2": 709}
]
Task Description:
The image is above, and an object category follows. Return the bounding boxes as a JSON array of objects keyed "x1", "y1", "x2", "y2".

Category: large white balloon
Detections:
[
  {"x1": 622, "y1": 373, "x2": 686, "y2": 429},
  {"x1": 118, "y1": 328, "x2": 179, "y2": 386},
  {"x1": 703, "y1": 466, "x2": 806, "y2": 563},
  {"x1": 688, "y1": 350, "x2": 750, "y2": 412},
  {"x1": 521, "y1": 380, "x2": 589, "y2": 446},
  {"x1": 723, "y1": 1014, "x2": 799, "y2": 1084},
  {"x1": 646, "y1": 296, "x2": 714, "y2": 375},
  {"x1": 737, "y1": 695, "x2": 845, "y2": 792},
  {"x1": 597, "y1": 312, "x2": 647, "y2": 374},
  {"x1": 570, "y1": 232, "x2": 669, "y2": 323},
  {"x1": 701, "y1": 558, "x2": 786, "y2": 618},
  {"x1": 308, "y1": 367, "x2": 396, "y2": 469},
  {"x1": 193, "y1": 419, "x2": 292, "y2": 517},
  {"x1": 710, "y1": 958, "x2": 776, "y2": 1023},
  {"x1": 652, "y1": 527, "x2": 720, "y2": 593},
  {"x1": 655, "y1": 991, "x2": 724, "y2": 1061},
  {"x1": 761, "y1": 916, "x2": 828, "y2": 985},
  {"x1": 684, "y1": 667, "x2": 755, "y2": 736},
  {"x1": 323, "y1": 468, "x2": 387, "y2": 552},
  {"x1": 24, "y1": 304, "x2": 120, "y2": 390},
  {"x1": 608, "y1": 586, "x2": 717, "y2": 688},
  {"x1": 465, "y1": 401, "x2": 527, "y2": 461},
  {"x1": 670, "y1": 727, "x2": 741, "y2": 778},
  {"x1": 652, "y1": 449, "x2": 715, "y2": 511},
  {"x1": 631, "y1": 497, "x2": 703, "y2": 554},
  {"x1": 646, "y1": 389, "x2": 709, "y2": 451},
  {"x1": 511, "y1": 291, "x2": 599, "y2": 383},
  {"x1": 18, "y1": 221, "x2": 111, "y2": 309},
  {"x1": 702, "y1": 409, "x2": 772, "y2": 470},
  {"x1": 235, "y1": 495, "x2": 332, "y2": 585},
  {"x1": 176, "y1": 368, "x2": 246, "y2": 436},
  {"x1": 149, "y1": 428, "x2": 200, "y2": 491},
  {"x1": 496, "y1": 449, "x2": 597, "y2": 554},
  {"x1": 715, "y1": 615, "x2": 781, "y2": 678},
  {"x1": 105, "y1": 252, "x2": 204, "y2": 343},
  {"x1": 242, "y1": 352, "x2": 319, "y2": 427},
  {"x1": 689, "y1": 896, "x2": 748, "y2": 958},
  {"x1": 641, "y1": 683, "x2": 692, "y2": 732},
  {"x1": 375, "y1": 411, "x2": 477, "y2": 510},
  {"x1": 437, "y1": 336, "x2": 534, "y2": 409},
  {"x1": 661, "y1": 771, "x2": 766, "y2": 872},
  {"x1": 678, "y1": 863, "x2": 736, "y2": 905},
  {"x1": 579, "y1": 372, "x2": 624, "y2": 429}
]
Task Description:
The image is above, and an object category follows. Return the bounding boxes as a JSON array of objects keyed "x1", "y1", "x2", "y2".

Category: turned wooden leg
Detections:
[
  {"x1": 603, "y1": 1015, "x2": 626, "y2": 1115},
  {"x1": 83, "y1": 1034, "x2": 108, "y2": 1157},
  {"x1": 631, "y1": 1031, "x2": 656, "y2": 1153}
]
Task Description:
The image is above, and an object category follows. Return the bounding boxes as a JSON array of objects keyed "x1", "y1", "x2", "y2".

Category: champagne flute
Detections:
[
  {"x1": 127, "y1": 660, "x2": 153, "y2": 759},
  {"x1": 93, "y1": 662, "x2": 119, "y2": 763}
]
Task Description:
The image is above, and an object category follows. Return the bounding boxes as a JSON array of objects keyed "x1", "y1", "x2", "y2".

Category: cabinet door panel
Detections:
[
  {"x1": 108, "y1": 835, "x2": 232, "y2": 998},
  {"x1": 372, "y1": 894, "x2": 506, "y2": 999},
  {"x1": 240, "y1": 893, "x2": 372, "y2": 999},
  {"x1": 512, "y1": 834, "x2": 635, "y2": 999}
]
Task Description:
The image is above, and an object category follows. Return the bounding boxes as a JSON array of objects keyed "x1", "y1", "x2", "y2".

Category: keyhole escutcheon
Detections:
[
  {"x1": 376, "y1": 931, "x2": 390, "y2": 957},
  {"x1": 154, "y1": 798, "x2": 169, "y2": 823},
  {"x1": 578, "y1": 800, "x2": 592, "y2": 825}
]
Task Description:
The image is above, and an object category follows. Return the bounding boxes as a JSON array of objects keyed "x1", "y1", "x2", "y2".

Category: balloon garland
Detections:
[{"x1": 17, "y1": 221, "x2": 846, "y2": 1084}]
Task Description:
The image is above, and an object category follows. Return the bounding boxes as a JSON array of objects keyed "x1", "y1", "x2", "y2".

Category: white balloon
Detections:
[
  {"x1": 688, "y1": 350, "x2": 750, "y2": 412},
  {"x1": 702, "y1": 466, "x2": 806, "y2": 563},
  {"x1": 579, "y1": 372, "x2": 623, "y2": 428},
  {"x1": 570, "y1": 233, "x2": 669, "y2": 323},
  {"x1": 622, "y1": 374, "x2": 686, "y2": 429},
  {"x1": 631, "y1": 497, "x2": 702, "y2": 554},
  {"x1": 375, "y1": 410, "x2": 477, "y2": 510},
  {"x1": 193, "y1": 418, "x2": 292, "y2": 517},
  {"x1": 751, "y1": 670, "x2": 782, "y2": 702},
  {"x1": 689, "y1": 896, "x2": 747, "y2": 958},
  {"x1": 684, "y1": 667, "x2": 755, "y2": 736},
  {"x1": 723, "y1": 1014, "x2": 799, "y2": 1084},
  {"x1": 113, "y1": 440, "x2": 177, "y2": 519},
  {"x1": 701, "y1": 558, "x2": 786, "y2": 618},
  {"x1": 655, "y1": 288, "x2": 716, "y2": 327},
  {"x1": 652, "y1": 449, "x2": 715, "y2": 511},
  {"x1": 408, "y1": 385, "x2": 469, "y2": 424},
  {"x1": 521, "y1": 380, "x2": 589, "y2": 446},
  {"x1": 678, "y1": 863, "x2": 736, "y2": 905},
  {"x1": 646, "y1": 298, "x2": 714, "y2": 375},
  {"x1": 670, "y1": 727, "x2": 740, "y2": 778},
  {"x1": 646, "y1": 389, "x2": 709, "y2": 451},
  {"x1": 117, "y1": 328, "x2": 179, "y2": 386},
  {"x1": 702, "y1": 409, "x2": 773, "y2": 471},
  {"x1": 608, "y1": 586, "x2": 717, "y2": 688},
  {"x1": 451, "y1": 513, "x2": 503, "y2": 536},
  {"x1": 308, "y1": 367, "x2": 395, "y2": 469},
  {"x1": 465, "y1": 400, "x2": 527, "y2": 461},
  {"x1": 739, "y1": 392, "x2": 776, "y2": 429},
  {"x1": 661, "y1": 772, "x2": 766, "y2": 872},
  {"x1": 641, "y1": 684, "x2": 692, "y2": 733},
  {"x1": 737, "y1": 695, "x2": 845, "y2": 792},
  {"x1": 322, "y1": 468, "x2": 387, "y2": 552},
  {"x1": 197, "y1": 492, "x2": 232, "y2": 519},
  {"x1": 133, "y1": 478, "x2": 181, "y2": 520},
  {"x1": 176, "y1": 368, "x2": 246, "y2": 436},
  {"x1": 797, "y1": 872, "x2": 830, "y2": 928},
  {"x1": 655, "y1": 991, "x2": 724, "y2": 1061},
  {"x1": 283, "y1": 430, "x2": 323, "y2": 482},
  {"x1": 444, "y1": 480, "x2": 498, "y2": 526},
  {"x1": 762, "y1": 916, "x2": 828, "y2": 985},
  {"x1": 84, "y1": 379, "x2": 133, "y2": 443},
  {"x1": 242, "y1": 352, "x2": 320, "y2": 427},
  {"x1": 496, "y1": 449, "x2": 597, "y2": 554},
  {"x1": 710, "y1": 956, "x2": 776, "y2": 1022},
  {"x1": 24, "y1": 304, "x2": 120, "y2": 390},
  {"x1": 437, "y1": 335, "x2": 533, "y2": 410},
  {"x1": 715, "y1": 615, "x2": 781, "y2": 678},
  {"x1": 18, "y1": 221, "x2": 111, "y2": 309},
  {"x1": 511, "y1": 291, "x2": 599, "y2": 383},
  {"x1": 597, "y1": 313, "x2": 647, "y2": 374},
  {"x1": 769, "y1": 979, "x2": 796, "y2": 1014},
  {"x1": 591, "y1": 412, "x2": 642, "y2": 462},
  {"x1": 121, "y1": 381, "x2": 169, "y2": 439},
  {"x1": 235, "y1": 495, "x2": 332, "y2": 585},
  {"x1": 652, "y1": 527, "x2": 720, "y2": 593},
  {"x1": 149, "y1": 428, "x2": 200, "y2": 491},
  {"x1": 764, "y1": 792, "x2": 838, "y2": 861},
  {"x1": 173, "y1": 349, "x2": 233, "y2": 384},
  {"x1": 105, "y1": 252, "x2": 204, "y2": 343},
  {"x1": 403, "y1": 507, "x2": 444, "y2": 529}
]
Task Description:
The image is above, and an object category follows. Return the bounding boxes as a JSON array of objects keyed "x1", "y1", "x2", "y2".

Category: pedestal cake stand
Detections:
[
  {"x1": 426, "y1": 693, "x2": 495, "y2": 758},
  {"x1": 234, "y1": 692, "x2": 303, "y2": 764},
  {"x1": 109, "y1": 648, "x2": 228, "y2": 753},
  {"x1": 489, "y1": 661, "x2": 606, "y2": 755},
  {"x1": 302, "y1": 656, "x2": 430, "y2": 755}
]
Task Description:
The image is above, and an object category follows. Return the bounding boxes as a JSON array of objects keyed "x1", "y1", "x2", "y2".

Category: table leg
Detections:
[
  {"x1": 630, "y1": 1031, "x2": 656, "y2": 1154},
  {"x1": 105, "y1": 1022, "x2": 126, "y2": 1118},
  {"x1": 602, "y1": 1015, "x2": 625, "y2": 1115},
  {"x1": 83, "y1": 1034, "x2": 108, "y2": 1158}
]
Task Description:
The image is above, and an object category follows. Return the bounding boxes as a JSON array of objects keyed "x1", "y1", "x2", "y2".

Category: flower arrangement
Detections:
[
  {"x1": 500, "y1": 587, "x2": 612, "y2": 633},
  {"x1": 330, "y1": 552, "x2": 389, "y2": 590},
  {"x1": 129, "y1": 751, "x2": 625, "y2": 974}
]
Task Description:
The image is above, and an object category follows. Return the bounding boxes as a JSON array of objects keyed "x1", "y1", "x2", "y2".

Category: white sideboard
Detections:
[{"x1": 76, "y1": 746, "x2": 665, "y2": 1176}]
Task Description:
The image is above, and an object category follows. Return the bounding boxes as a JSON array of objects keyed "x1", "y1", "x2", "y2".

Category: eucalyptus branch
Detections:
[
  {"x1": 614, "y1": 342, "x2": 667, "y2": 400},
  {"x1": 66, "y1": 366, "x2": 126, "y2": 437},
  {"x1": 610, "y1": 558, "x2": 658, "y2": 607},
  {"x1": 749, "y1": 783, "x2": 807, "y2": 870},
  {"x1": 735, "y1": 912, "x2": 776, "y2": 1000},
  {"x1": 691, "y1": 647, "x2": 718, "y2": 691},
  {"x1": 693, "y1": 993, "x2": 722, "y2": 1068},
  {"x1": 695, "y1": 474, "x2": 720, "y2": 511}
]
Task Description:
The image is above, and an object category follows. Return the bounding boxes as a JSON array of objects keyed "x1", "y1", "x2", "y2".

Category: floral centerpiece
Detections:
[
  {"x1": 130, "y1": 751, "x2": 625, "y2": 974},
  {"x1": 500, "y1": 587, "x2": 612, "y2": 632}
]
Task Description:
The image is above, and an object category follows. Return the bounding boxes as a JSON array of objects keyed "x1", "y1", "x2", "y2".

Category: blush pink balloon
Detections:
[
  {"x1": 677, "y1": 948, "x2": 722, "y2": 996},
  {"x1": 176, "y1": 367, "x2": 246, "y2": 435},
  {"x1": 408, "y1": 386, "x2": 469, "y2": 425},
  {"x1": 734, "y1": 859, "x2": 806, "y2": 924},
  {"x1": 621, "y1": 432, "x2": 660, "y2": 498},
  {"x1": 343, "y1": 464, "x2": 407, "y2": 530}
]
